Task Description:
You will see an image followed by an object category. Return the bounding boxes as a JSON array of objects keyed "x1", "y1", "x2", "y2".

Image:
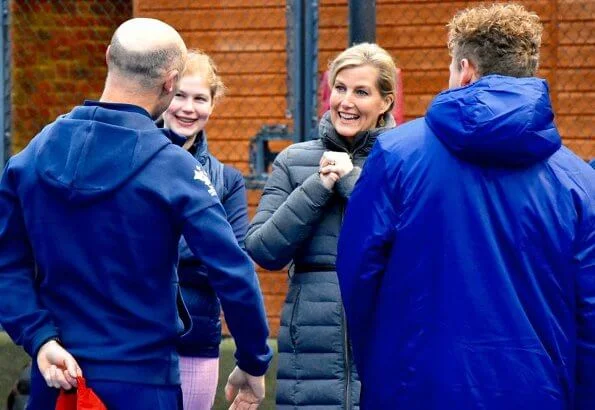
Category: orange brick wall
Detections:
[
  {"x1": 318, "y1": 0, "x2": 594, "y2": 159},
  {"x1": 11, "y1": 0, "x2": 132, "y2": 153},
  {"x1": 133, "y1": 0, "x2": 593, "y2": 337},
  {"x1": 4, "y1": 0, "x2": 591, "y2": 340},
  {"x1": 133, "y1": 0, "x2": 291, "y2": 336},
  {"x1": 133, "y1": 0, "x2": 291, "y2": 176}
]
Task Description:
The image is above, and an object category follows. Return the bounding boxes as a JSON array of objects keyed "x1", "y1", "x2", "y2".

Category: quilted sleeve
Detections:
[{"x1": 245, "y1": 148, "x2": 334, "y2": 270}]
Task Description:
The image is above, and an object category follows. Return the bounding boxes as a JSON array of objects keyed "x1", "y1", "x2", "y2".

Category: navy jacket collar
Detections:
[{"x1": 84, "y1": 100, "x2": 152, "y2": 119}]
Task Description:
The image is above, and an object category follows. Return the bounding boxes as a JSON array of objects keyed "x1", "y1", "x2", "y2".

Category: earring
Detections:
[{"x1": 378, "y1": 116, "x2": 386, "y2": 127}]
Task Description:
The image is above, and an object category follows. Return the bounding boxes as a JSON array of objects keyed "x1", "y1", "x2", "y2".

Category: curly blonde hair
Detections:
[
  {"x1": 447, "y1": 3, "x2": 543, "y2": 77},
  {"x1": 182, "y1": 49, "x2": 226, "y2": 101}
]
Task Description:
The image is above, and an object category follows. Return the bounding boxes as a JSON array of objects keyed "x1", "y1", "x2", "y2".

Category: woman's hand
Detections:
[
  {"x1": 318, "y1": 151, "x2": 353, "y2": 190},
  {"x1": 319, "y1": 168, "x2": 340, "y2": 190}
]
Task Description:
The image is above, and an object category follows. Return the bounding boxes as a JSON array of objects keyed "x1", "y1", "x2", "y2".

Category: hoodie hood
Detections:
[
  {"x1": 35, "y1": 101, "x2": 176, "y2": 203},
  {"x1": 426, "y1": 75, "x2": 561, "y2": 167}
]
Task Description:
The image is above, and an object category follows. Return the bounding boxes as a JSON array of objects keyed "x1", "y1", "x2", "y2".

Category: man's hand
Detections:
[
  {"x1": 224, "y1": 366, "x2": 265, "y2": 410},
  {"x1": 36, "y1": 339, "x2": 82, "y2": 390}
]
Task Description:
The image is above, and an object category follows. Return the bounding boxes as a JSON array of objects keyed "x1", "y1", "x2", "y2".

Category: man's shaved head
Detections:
[{"x1": 107, "y1": 18, "x2": 187, "y2": 88}]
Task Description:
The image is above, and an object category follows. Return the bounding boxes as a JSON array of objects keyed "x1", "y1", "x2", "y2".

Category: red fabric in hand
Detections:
[{"x1": 55, "y1": 377, "x2": 107, "y2": 410}]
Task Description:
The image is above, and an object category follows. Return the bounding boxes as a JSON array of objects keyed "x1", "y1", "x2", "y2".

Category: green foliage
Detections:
[{"x1": 0, "y1": 332, "x2": 30, "y2": 406}]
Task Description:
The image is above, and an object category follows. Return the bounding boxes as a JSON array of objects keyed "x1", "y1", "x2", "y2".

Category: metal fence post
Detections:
[
  {"x1": 349, "y1": 0, "x2": 376, "y2": 45},
  {"x1": 289, "y1": 0, "x2": 304, "y2": 143},
  {"x1": 0, "y1": 0, "x2": 9, "y2": 169},
  {"x1": 303, "y1": 0, "x2": 319, "y2": 141},
  {"x1": 288, "y1": 0, "x2": 318, "y2": 142}
]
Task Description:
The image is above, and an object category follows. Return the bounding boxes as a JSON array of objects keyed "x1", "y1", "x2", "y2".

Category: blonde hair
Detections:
[
  {"x1": 328, "y1": 43, "x2": 397, "y2": 111},
  {"x1": 182, "y1": 49, "x2": 226, "y2": 101},
  {"x1": 447, "y1": 3, "x2": 543, "y2": 77}
]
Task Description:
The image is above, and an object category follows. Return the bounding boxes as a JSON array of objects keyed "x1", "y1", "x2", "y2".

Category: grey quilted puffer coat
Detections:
[{"x1": 246, "y1": 112, "x2": 395, "y2": 409}]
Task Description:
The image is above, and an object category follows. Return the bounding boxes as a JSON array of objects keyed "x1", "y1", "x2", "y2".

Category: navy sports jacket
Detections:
[
  {"x1": 0, "y1": 101, "x2": 271, "y2": 385},
  {"x1": 338, "y1": 76, "x2": 595, "y2": 409}
]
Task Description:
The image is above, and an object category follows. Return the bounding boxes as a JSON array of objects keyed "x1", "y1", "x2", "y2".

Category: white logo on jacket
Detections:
[{"x1": 193, "y1": 165, "x2": 217, "y2": 197}]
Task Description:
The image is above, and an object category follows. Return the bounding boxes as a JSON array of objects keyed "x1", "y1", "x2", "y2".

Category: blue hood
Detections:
[
  {"x1": 35, "y1": 101, "x2": 179, "y2": 203},
  {"x1": 426, "y1": 75, "x2": 561, "y2": 166}
]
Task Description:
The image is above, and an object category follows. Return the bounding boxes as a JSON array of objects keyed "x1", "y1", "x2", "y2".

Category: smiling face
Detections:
[
  {"x1": 329, "y1": 64, "x2": 391, "y2": 139},
  {"x1": 163, "y1": 74, "x2": 214, "y2": 140}
]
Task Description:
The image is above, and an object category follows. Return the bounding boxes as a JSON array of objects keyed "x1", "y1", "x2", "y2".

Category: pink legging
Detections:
[{"x1": 179, "y1": 356, "x2": 219, "y2": 410}]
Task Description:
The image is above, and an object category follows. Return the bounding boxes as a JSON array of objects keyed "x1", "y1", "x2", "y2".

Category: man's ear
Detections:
[
  {"x1": 164, "y1": 70, "x2": 179, "y2": 94},
  {"x1": 459, "y1": 58, "x2": 478, "y2": 86},
  {"x1": 105, "y1": 45, "x2": 111, "y2": 66}
]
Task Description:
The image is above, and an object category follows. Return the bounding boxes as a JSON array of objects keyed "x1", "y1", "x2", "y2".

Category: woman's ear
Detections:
[{"x1": 383, "y1": 94, "x2": 394, "y2": 114}]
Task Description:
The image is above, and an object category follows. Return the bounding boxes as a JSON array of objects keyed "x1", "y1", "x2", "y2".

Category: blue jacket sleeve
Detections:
[
  {"x1": 182, "y1": 204, "x2": 272, "y2": 376},
  {"x1": 576, "y1": 214, "x2": 595, "y2": 409},
  {"x1": 336, "y1": 142, "x2": 397, "y2": 379},
  {"x1": 222, "y1": 167, "x2": 249, "y2": 249},
  {"x1": 0, "y1": 161, "x2": 60, "y2": 356},
  {"x1": 175, "y1": 162, "x2": 272, "y2": 376},
  {"x1": 178, "y1": 167, "x2": 249, "y2": 273}
]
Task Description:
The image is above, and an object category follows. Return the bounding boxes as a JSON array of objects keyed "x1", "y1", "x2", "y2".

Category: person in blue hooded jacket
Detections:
[
  {"x1": 160, "y1": 50, "x2": 250, "y2": 410},
  {"x1": 0, "y1": 18, "x2": 271, "y2": 409},
  {"x1": 337, "y1": 3, "x2": 595, "y2": 410}
]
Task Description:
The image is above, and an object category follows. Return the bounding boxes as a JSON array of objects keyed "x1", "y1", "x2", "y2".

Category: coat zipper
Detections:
[
  {"x1": 337, "y1": 145, "x2": 355, "y2": 161},
  {"x1": 290, "y1": 284, "x2": 302, "y2": 351},
  {"x1": 340, "y1": 200, "x2": 352, "y2": 409},
  {"x1": 343, "y1": 306, "x2": 352, "y2": 409},
  {"x1": 328, "y1": 135, "x2": 364, "y2": 409}
]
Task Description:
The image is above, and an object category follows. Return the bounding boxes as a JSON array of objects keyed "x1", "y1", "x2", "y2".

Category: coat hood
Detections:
[
  {"x1": 426, "y1": 75, "x2": 561, "y2": 167},
  {"x1": 35, "y1": 101, "x2": 178, "y2": 203}
]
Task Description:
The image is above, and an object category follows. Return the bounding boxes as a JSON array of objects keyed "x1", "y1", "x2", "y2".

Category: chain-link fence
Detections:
[
  {"x1": 134, "y1": 0, "x2": 311, "y2": 335},
  {"x1": 135, "y1": 1, "x2": 300, "y2": 180},
  {"x1": 1, "y1": 1, "x2": 9, "y2": 168},
  {"x1": 1, "y1": 0, "x2": 593, "y2": 336},
  {"x1": 319, "y1": 0, "x2": 593, "y2": 160},
  {"x1": 4, "y1": 0, "x2": 592, "y2": 170},
  {"x1": 8, "y1": 0, "x2": 132, "y2": 156}
]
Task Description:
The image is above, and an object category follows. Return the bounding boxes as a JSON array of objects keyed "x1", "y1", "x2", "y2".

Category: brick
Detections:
[
  {"x1": 11, "y1": 0, "x2": 132, "y2": 154},
  {"x1": 9, "y1": 0, "x2": 593, "y2": 337}
]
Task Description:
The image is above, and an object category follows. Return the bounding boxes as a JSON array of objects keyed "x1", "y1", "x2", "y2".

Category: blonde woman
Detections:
[
  {"x1": 162, "y1": 50, "x2": 252, "y2": 409},
  {"x1": 246, "y1": 43, "x2": 398, "y2": 409}
]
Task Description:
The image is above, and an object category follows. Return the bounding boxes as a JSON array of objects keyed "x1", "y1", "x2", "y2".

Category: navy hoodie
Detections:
[
  {"x1": 0, "y1": 101, "x2": 272, "y2": 385},
  {"x1": 338, "y1": 76, "x2": 595, "y2": 409}
]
